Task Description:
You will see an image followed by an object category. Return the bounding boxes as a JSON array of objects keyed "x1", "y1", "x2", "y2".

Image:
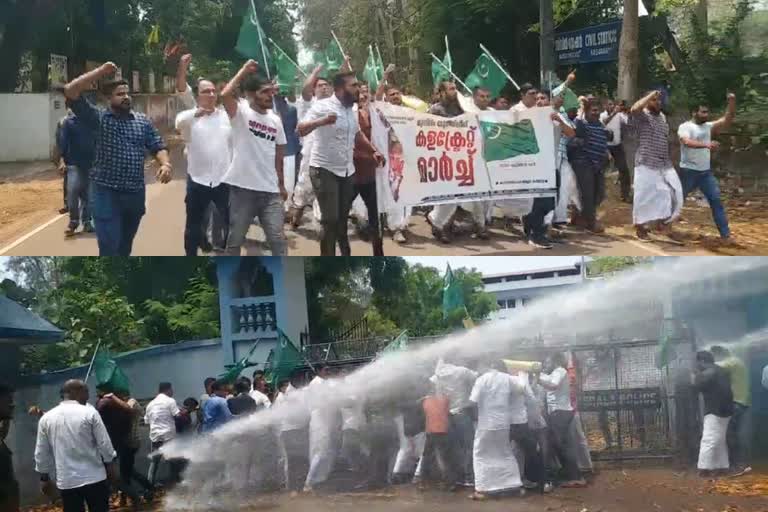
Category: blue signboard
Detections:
[{"x1": 555, "y1": 20, "x2": 622, "y2": 65}]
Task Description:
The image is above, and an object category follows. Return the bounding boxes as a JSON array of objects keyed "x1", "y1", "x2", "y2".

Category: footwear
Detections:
[
  {"x1": 569, "y1": 213, "x2": 588, "y2": 229},
  {"x1": 83, "y1": 222, "x2": 95, "y2": 233},
  {"x1": 560, "y1": 479, "x2": 587, "y2": 488},
  {"x1": 64, "y1": 225, "x2": 77, "y2": 237},
  {"x1": 543, "y1": 482, "x2": 554, "y2": 493},
  {"x1": 528, "y1": 236, "x2": 553, "y2": 250},
  {"x1": 468, "y1": 492, "x2": 486, "y2": 501},
  {"x1": 522, "y1": 480, "x2": 538, "y2": 490},
  {"x1": 288, "y1": 207, "x2": 303, "y2": 230},
  {"x1": 393, "y1": 230, "x2": 407, "y2": 244},
  {"x1": 473, "y1": 227, "x2": 490, "y2": 240},
  {"x1": 587, "y1": 221, "x2": 605, "y2": 234},
  {"x1": 58, "y1": 206, "x2": 69, "y2": 214},
  {"x1": 432, "y1": 226, "x2": 451, "y2": 244},
  {"x1": 200, "y1": 239, "x2": 213, "y2": 253},
  {"x1": 636, "y1": 226, "x2": 652, "y2": 241}
]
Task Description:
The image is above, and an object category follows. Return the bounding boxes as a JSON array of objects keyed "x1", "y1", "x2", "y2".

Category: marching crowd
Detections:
[
  {"x1": 53, "y1": 54, "x2": 739, "y2": 255},
  {"x1": 0, "y1": 345, "x2": 761, "y2": 512}
]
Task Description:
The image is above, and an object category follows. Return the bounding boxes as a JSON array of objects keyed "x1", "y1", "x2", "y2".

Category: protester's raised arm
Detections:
[
  {"x1": 176, "y1": 54, "x2": 192, "y2": 94},
  {"x1": 711, "y1": 93, "x2": 736, "y2": 136},
  {"x1": 222, "y1": 60, "x2": 259, "y2": 118},
  {"x1": 65, "y1": 62, "x2": 117, "y2": 100},
  {"x1": 302, "y1": 65, "x2": 324, "y2": 101},
  {"x1": 631, "y1": 90, "x2": 659, "y2": 114}
]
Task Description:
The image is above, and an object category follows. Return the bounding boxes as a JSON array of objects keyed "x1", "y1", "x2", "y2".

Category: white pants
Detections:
[
  {"x1": 633, "y1": 164, "x2": 683, "y2": 226},
  {"x1": 291, "y1": 149, "x2": 315, "y2": 211},
  {"x1": 387, "y1": 206, "x2": 412, "y2": 232},
  {"x1": 555, "y1": 159, "x2": 581, "y2": 223},
  {"x1": 473, "y1": 428, "x2": 522, "y2": 493},
  {"x1": 283, "y1": 155, "x2": 296, "y2": 212},
  {"x1": 428, "y1": 202, "x2": 489, "y2": 230},
  {"x1": 698, "y1": 414, "x2": 731, "y2": 470}
]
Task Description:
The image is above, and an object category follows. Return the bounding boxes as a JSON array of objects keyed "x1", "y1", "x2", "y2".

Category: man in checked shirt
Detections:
[{"x1": 64, "y1": 62, "x2": 173, "y2": 256}]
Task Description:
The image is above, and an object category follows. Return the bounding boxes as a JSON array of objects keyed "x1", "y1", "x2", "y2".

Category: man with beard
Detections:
[
  {"x1": 678, "y1": 94, "x2": 736, "y2": 242},
  {"x1": 289, "y1": 66, "x2": 333, "y2": 229},
  {"x1": 175, "y1": 54, "x2": 232, "y2": 256},
  {"x1": 351, "y1": 82, "x2": 385, "y2": 256},
  {"x1": 220, "y1": 60, "x2": 289, "y2": 256},
  {"x1": 427, "y1": 84, "x2": 491, "y2": 244},
  {"x1": 629, "y1": 90, "x2": 684, "y2": 241},
  {"x1": 298, "y1": 72, "x2": 385, "y2": 256},
  {"x1": 64, "y1": 62, "x2": 172, "y2": 255}
]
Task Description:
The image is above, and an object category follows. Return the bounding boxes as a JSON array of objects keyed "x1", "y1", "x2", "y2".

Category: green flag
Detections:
[
  {"x1": 431, "y1": 48, "x2": 453, "y2": 87},
  {"x1": 656, "y1": 318, "x2": 674, "y2": 369},
  {"x1": 375, "y1": 46, "x2": 385, "y2": 81},
  {"x1": 443, "y1": 264, "x2": 465, "y2": 320},
  {"x1": 553, "y1": 83, "x2": 580, "y2": 112},
  {"x1": 324, "y1": 38, "x2": 345, "y2": 75},
  {"x1": 93, "y1": 347, "x2": 131, "y2": 394},
  {"x1": 271, "y1": 41, "x2": 298, "y2": 95},
  {"x1": 480, "y1": 119, "x2": 540, "y2": 162},
  {"x1": 235, "y1": 2, "x2": 272, "y2": 77},
  {"x1": 465, "y1": 53, "x2": 507, "y2": 98},
  {"x1": 264, "y1": 329, "x2": 304, "y2": 386},
  {"x1": 380, "y1": 331, "x2": 409, "y2": 356},
  {"x1": 363, "y1": 46, "x2": 380, "y2": 92},
  {"x1": 218, "y1": 341, "x2": 261, "y2": 384}
]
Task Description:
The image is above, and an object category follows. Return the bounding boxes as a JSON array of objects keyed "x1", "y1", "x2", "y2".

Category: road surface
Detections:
[{"x1": 0, "y1": 150, "x2": 709, "y2": 257}]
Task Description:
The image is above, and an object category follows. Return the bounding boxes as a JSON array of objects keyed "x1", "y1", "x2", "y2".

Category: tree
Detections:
[
  {"x1": 617, "y1": 0, "x2": 640, "y2": 101},
  {"x1": 587, "y1": 256, "x2": 653, "y2": 276}
]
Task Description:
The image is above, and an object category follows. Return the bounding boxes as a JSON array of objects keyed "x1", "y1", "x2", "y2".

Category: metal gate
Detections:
[{"x1": 572, "y1": 339, "x2": 697, "y2": 460}]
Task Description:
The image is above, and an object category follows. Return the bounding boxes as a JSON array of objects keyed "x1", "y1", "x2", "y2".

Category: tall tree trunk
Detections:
[
  {"x1": 617, "y1": 0, "x2": 639, "y2": 101},
  {"x1": 539, "y1": 0, "x2": 555, "y2": 87},
  {"x1": 695, "y1": 0, "x2": 708, "y2": 33}
]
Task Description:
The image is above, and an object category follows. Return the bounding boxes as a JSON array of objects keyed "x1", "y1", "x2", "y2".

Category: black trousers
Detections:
[
  {"x1": 310, "y1": 167, "x2": 356, "y2": 256},
  {"x1": 421, "y1": 433, "x2": 461, "y2": 485},
  {"x1": 353, "y1": 180, "x2": 384, "y2": 256},
  {"x1": 184, "y1": 177, "x2": 229, "y2": 256},
  {"x1": 609, "y1": 144, "x2": 631, "y2": 199},
  {"x1": 60, "y1": 479, "x2": 110, "y2": 512},
  {"x1": 117, "y1": 446, "x2": 153, "y2": 501},
  {"x1": 523, "y1": 197, "x2": 556, "y2": 238},
  {"x1": 510, "y1": 423, "x2": 544, "y2": 485},
  {"x1": 572, "y1": 160, "x2": 605, "y2": 226},
  {"x1": 547, "y1": 411, "x2": 581, "y2": 482}
]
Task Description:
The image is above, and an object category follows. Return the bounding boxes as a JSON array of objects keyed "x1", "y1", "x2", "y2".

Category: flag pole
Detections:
[
  {"x1": 249, "y1": 0, "x2": 271, "y2": 79},
  {"x1": 479, "y1": 43, "x2": 520, "y2": 90},
  {"x1": 84, "y1": 340, "x2": 102, "y2": 383},
  {"x1": 444, "y1": 35, "x2": 450, "y2": 58},
  {"x1": 375, "y1": 44, "x2": 385, "y2": 81},
  {"x1": 268, "y1": 37, "x2": 308, "y2": 77},
  {"x1": 430, "y1": 52, "x2": 472, "y2": 95},
  {"x1": 330, "y1": 30, "x2": 351, "y2": 71}
]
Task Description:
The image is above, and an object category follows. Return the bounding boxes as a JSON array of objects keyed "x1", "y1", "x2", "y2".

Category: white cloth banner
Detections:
[{"x1": 372, "y1": 103, "x2": 556, "y2": 215}]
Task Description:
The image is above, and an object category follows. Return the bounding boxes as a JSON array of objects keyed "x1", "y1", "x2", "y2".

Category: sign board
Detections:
[
  {"x1": 579, "y1": 387, "x2": 663, "y2": 412},
  {"x1": 49, "y1": 54, "x2": 68, "y2": 89},
  {"x1": 555, "y1": 20, "x2": 622, "y2": 65},
  {"x1": 371, "y1": 102, "x2": 556, "y2": 212}
]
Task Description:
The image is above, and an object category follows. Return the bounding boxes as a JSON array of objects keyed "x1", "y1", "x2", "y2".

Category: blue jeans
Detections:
[
  {"x1": 91, "y1": 182, "x2": 146, "y2": 256},
  {"x1": 225, "y1": 185, "x2": 287, "y2": 255},
  {"x1": 66, "y1": 165, "x2": 91, "y2": 228},
  {"x1": 680, "y1": 168, "x2": 730, "y2": 238}
]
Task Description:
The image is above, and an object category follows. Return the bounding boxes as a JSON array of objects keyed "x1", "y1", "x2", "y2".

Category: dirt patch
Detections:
[
  {"x1": 600, "y1": 172, "x2": 768, "y2": 255},
  {"x1": 0, "y1": 168, "x2": 64, "y2": 249},
  {"x1": 21, "y1": 468, "x2": 768, "y2": 512}
]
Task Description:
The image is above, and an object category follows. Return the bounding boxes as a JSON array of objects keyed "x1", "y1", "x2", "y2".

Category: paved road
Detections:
[{"x1": 0, "y1": 151, "x2": 708, "y2": 257}]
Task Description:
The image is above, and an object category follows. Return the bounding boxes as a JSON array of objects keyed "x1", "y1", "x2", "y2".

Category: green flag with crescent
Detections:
[
  {"x1": 465, "y1": 53, "x2": 507, "y2": 98},
  {"x1": 480, "y1": 119, "x2": 540, "y2": 162}
]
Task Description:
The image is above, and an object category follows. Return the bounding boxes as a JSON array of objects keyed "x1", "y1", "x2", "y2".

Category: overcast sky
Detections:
[{"x1": 403, "y1": 256, "x2": 584, "y2": 276}]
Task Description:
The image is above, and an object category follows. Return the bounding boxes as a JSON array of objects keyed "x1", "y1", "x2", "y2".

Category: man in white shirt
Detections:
[
  {"x1": 288, "y1": 65, "x2": 332, "y2": 229},
  {"x1": 174, "y1": 55, "x2": 232, "y2": 256},
  {"x1": 298, "y1": 72, "x2": 385, "y2": 256},
  {"x1": 430, "y1": 360, "x2": 478, "y2": 487},
  {"x1": 144, "y1": 382, "x2": 183, "y2": 486},
  {"x1": 338, "y1": 369, "x2": 368, "y2": 477},
  {"x1": 275, "y1": 376, "x2": 310, "y2": 493},
  {"x1": 600, "y1": 99, "x2": 631, "y2": 202},
  {"x1": 678, "y1": 94, "x2": 737, "y2": 241},
  {"x1": 221, "y1": 60, "x2": 289, "y2": 256},
  {"x1": 468, "y1": 361, "x2": 525, "y2": 499},
  {"x1": 538, "y1": 353, "x2": 585, "y2": 488},
  {"x1": 249, "y1": 377, "x2": 272, "y2": 411},
  {"x1": 304, "y1": 365, "x2": 341, "y2": 491},
  {"x1": 34, "y1": 380, "x2": 116, "y2": 512}
]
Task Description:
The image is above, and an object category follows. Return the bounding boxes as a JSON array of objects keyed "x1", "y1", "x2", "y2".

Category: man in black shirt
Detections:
[
  {"x1": 228, "y1": 377, "x2": 257, "y2": 416},
  {"x1": 693, "y1": 351, "x2": 734, "y2": 476},
  {"x1": 0, "y1": 384, "x2": 19, "y2": 512}
]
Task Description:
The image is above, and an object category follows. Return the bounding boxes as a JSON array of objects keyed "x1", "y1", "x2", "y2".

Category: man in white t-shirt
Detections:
[
  {"x1": 288, "y1": 65, "x2": 333, "y2": 229},
  {"x1": 144, "y1": 382, "x2": 183, "y2": 485},
  {"x1": 600, "y1": 99, "x2": 631, "y2": 203},
  {"x1": 174, "y1": 55, "x2": 232, "y2": 256},
  {"x1": 298, "y1": 72, "x2": 384, "y2": 256},
  {"x1": 220, "y1": 60, "x2": 288, "y2": 255},
  {"x1": 538, "y1": 353, "x2": 586, "y2": 488},
  {"x1": 678, "y1": 93, "x2": 736, "y2": 241}
]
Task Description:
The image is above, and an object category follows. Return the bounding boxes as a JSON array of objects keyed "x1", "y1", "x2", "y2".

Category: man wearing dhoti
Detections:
[
  {"x1": 628, "y1": 90, "x2": 683, "y2": 241},
  {"x1": 468, "y1": 361, "x2": 525, "y2": 500},
  {"x1": 693, "y1": 351, "x2": 734, "y2": 477}
]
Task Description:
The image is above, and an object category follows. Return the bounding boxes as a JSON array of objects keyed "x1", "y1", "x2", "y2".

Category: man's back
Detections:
[
  {"x1": 96, "y1": 397, "x2": 132, "y2": 450},
  {"x1": 202, "y1": 395, "x2": 233, "y2": 432},
  {"x1": 144, "y1": 393, "x2": 179, "y2": 443},
  {"x1": 228, "y1": 394, "x2": 257, "y2": 416},
  {"x1": 35, "y1": 401, "x2": 115, "y2": 490},
  {"x1": 695, "y1": 365, "x2": 734, "y2": 417}
]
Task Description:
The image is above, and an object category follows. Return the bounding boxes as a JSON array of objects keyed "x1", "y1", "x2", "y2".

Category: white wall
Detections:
[{"x1": 0, "y1": 94, "x2": 61, "y2": 162}]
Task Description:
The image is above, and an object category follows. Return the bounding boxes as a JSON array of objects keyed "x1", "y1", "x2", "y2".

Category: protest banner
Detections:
[{"x1": 372, "y1": 102, "x2": 556, "y2": 213}]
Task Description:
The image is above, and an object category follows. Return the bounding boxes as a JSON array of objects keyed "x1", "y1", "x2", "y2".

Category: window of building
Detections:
[
  {"x1": 560, "y1": 267, "x2": 581, "y2": 277},
  {"x1": 484, "y1": 277, "x2": 503, "y2": 284},
  {"x1": 497, "y1": 300, "x2": 507, "y2": 309},
  {"x1": 531, "y1": 271, "x2": 555, "y2": 280},
  {"x1": 508, "y1": 300, "x2": 516, "y2": 309},
  {"x1": 522, "y1": 298, "x2": 530, "y2": 306}
]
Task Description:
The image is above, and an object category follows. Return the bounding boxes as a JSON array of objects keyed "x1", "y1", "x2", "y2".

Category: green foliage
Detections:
[
  {"x1": 143, "y1": 274, "x2": 220, "y2": 342},
  {"x1": 587, "y1": 257, "x2": 653, "y2": 277}
]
